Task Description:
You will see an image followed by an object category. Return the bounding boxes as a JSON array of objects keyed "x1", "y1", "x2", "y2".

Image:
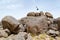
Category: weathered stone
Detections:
[
  {"x1": 27, "y1": 11, "x2": 44, "y2": 17},
  {"x1": 35, "y1": 12, "x2": 40, "y2": 16},
  {"x1": 47, "y1": 29, "x2": 60, "y2": 37},
  {"x1": 12, "y1": 32, "x2": 32, "y2": 40},
  {"x1": 35, "y1": 11, "x2": 44, "y2": 17},
  {"x1": 4, "y1": 29, "x2": 11, "y2": 35},
  {"x1": 0, "y1": 22, "x2": 3, "y2": 30},
  {"x1": 49, "y1": 24, "x2": 58, "y2": 31},
  {"x1": 0, "y1": 37, "x2": 6, "y2": 40},
  {"x1": 7, "y1": 33, "x2": 31, "y2": 40},
  {"x1": 12, "y1": 24, "x2": 26, "y2": 33},
  {"x1": 26, "y1": 33, "x2": 32, "y2": 40},
  {"x1": 54, "y1": 17, "x2": 60, "y2": 31},
  {"x1": 39, "y1": 11, "x2": 44, "y2": 16},
  {"x1": 48, "y1": 18, "x2": 54, "y2": 24},
  {"x1": 27, "y1": 12, "x2": 35, "y2": 16},
  {"x1": 2, "y1": 16, "x2": 20, "y2": 33},
  {"x1": 6, "y1": 34, "x2": 15, "y2": 40},
  {"x1": 45, "y1": 12, "x2": 53, "y2": 18},
  {"x1": 0, "y1": 30, "x2": 8, "y2": 38},
  {"x1": 20, "y1": 16, "x2": 48, "y2": 35},
  {"x1": 19, "y1": 24, "x2": 26, "y2": 32}
]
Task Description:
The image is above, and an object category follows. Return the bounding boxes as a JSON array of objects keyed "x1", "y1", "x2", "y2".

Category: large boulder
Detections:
[
  {"x1": 19, "y1": 16, "x2": 49, "y2": 35},
  {"x1": 45, "y1": 12, "x2": 53, "y2": 18},
  {"x1": 27, "y1": 12, "x2": 35, "y2": 16},
  {"x1": 2, "y1": 16, "x2": 20, "y2": 33}
]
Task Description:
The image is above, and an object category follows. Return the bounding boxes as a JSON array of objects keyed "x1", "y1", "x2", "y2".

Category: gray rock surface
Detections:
[
  {"x1": 12, "y1": 32, "x2": 32, "y2": 40},
  {"x1": 2, "y1": 16, "x2": 20, "y2": 33},
  {"x1": 54, "y1": 17, "x2": 60, "y2": 31},
  {"x1": 20, "y1": 16, "x2": 49, "y2": 35},
  {"x1": 47, "y1": 29, "x2": 60, "y2": 37},
  {"x1": 0, "y1": 30, "x2": 8, "y2": 38}
]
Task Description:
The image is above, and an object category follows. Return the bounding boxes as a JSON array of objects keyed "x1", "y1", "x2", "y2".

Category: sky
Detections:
[{"x1": 0, "y1": 0, "x2": 60, "y2": 20}]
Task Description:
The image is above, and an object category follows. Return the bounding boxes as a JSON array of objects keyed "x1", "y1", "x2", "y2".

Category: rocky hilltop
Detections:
[{"x1": 0, "y1": 11, "x2": 60, "y2": 40}]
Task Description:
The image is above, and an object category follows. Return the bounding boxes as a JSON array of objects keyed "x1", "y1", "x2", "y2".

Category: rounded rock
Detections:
[
  {"x1": 45, "y1": 12, "x2": 53, "y2": 18},
  {"x1": 2, "y1": 16, "x2": 20, "y2": 33},
  {"x1": 27, "y1": 12, "x2": 35, "y2": 16}
]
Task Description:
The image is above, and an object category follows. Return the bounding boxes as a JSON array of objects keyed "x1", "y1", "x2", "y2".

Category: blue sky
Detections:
[{"x1": 0, "y1": 0, "x2": 60, "y2": 20}]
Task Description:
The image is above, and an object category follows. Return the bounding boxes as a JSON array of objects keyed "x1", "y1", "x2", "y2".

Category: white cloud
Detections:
[
  {"x1": 7, "y1": 5, "x2": 16, "y2": 9},
  {"x1": 6, "y1": 4, "x2": 24, "y2": 9},
  {"x1": 0, "y1": 0, "x2": 24, "y2": 10},
  {"x1": 0, "y1": 0, "x2": 17, "y2": 4}
]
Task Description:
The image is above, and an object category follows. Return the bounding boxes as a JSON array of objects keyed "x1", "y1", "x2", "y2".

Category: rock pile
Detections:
[{"x1": 0, "y1": 11, "x2": 60, "y2": 40}]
